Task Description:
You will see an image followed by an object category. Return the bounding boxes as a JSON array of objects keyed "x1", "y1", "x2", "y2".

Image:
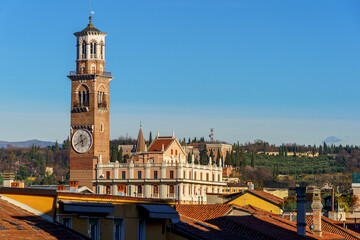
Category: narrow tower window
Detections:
[{"x1": 82, "y1": 42, "x2": 86, "y2": 59}]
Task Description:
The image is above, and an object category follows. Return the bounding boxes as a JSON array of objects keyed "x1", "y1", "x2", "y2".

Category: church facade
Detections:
[{"x1": 94, "y1": 128, "x2": 225, "y2": 204}]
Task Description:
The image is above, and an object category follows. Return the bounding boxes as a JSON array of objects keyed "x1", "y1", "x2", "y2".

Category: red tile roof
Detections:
[
  {"x1": 148, "y1": 138, "x2": 173, "y2": 152},
  {"x1": 306, "y1": 215, "x2": 360, "y2": 240},
  {"x1": 246, "y1": 190, "x2": 284, "y2": 205},
  {"x1": 175, "y1": 204, "x2": 232, "y2": 222},
  {"x1": 174, "y1": 204, "x2": 351, "y2": 240},
  {"x1": 0, "y1": 198, "x2": 88, "y2": 240}
]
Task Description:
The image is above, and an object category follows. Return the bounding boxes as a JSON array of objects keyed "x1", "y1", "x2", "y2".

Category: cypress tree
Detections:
[
  {"x1": 240, "y1": 147, "x2": 246, "y2": 167},
  {"x1": 251, "y1": 152, "x2": 255, "y2": 168},
  {"x1": 149, "y1": 131, "x2": 152, "y2": 144},
  {"x1": 216, "y1": 149, "x2": 221, "y2": 165},
  {"x1": 200, "y1": 145, "x2": 208, "y2": 165},
  {"x1": 118, "y1": 147, "x2": 123, "y2": 163},
  {"x1": 187, "y1": 152, "x2": 192, "y2": 163}
]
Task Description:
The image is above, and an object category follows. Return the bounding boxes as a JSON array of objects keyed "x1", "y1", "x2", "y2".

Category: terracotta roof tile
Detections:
[
  {"x1": 175, "y1": 204, "x2": 232, "y2": 222},
  {"x1": 174, "y1": 204, "x2": 350, "y2": 240},
  {"x1": 0, "y1": 198, "x2": 88, "y2": 240},
  {"x1": 247, "y1": 190, "x2": 284, "y2": 205},
  {"x1": 305, "y1": 215, "x2": 360, "y2": 240},
  {"x1": 148, "y1": 138, "x2": 174, "y2": 152}
]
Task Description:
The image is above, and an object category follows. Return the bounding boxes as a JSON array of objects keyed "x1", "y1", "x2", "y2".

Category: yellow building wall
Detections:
[
  {"x1": 1, "y1": 193, "x2": 55, "y2": 217},
  {"x1": 228, "y1": 193, "x2": 282, "y2": 214}
]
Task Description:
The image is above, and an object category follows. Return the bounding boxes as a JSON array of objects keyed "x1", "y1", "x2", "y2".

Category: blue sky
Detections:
[{"x1": 0, "y1": 0, "x2": 359, "y2": 145}]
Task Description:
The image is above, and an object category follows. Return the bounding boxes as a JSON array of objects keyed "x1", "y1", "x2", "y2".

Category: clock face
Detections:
[{"x1": 72, "y1": 129, "x2": 93, "y2": 153}]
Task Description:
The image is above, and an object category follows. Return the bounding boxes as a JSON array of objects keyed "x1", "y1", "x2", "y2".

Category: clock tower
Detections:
[{"x1": 68, "y1": 17, "x2": 113, "y2": 190}]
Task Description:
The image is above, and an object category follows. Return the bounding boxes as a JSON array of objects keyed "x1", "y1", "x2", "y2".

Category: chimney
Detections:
[
  {"x1": 311, "y1": 188, "x2": 323, "y2": 236},
  {"x1": 57, "y1": 185, "x2": 66, "y2": 191},
  {"x1": 11, "y1": 182, "x2": 20, "y2": 188},
  {"x1": 2, "y1": 170, "x2": 15, "y2": 187},
  {"x1": 296, "y1": 186, "x2": 306, "y2": 237},
  {"x1": 69, "y1": 180, "x2": 79, "y2": 192}
]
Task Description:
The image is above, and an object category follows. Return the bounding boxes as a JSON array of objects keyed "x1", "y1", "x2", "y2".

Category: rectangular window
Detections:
[
  {"x1": 194, "y1": 172, "x2": 197, "y2": 180},
  {"x1": 175, "y1": 150, "x2": 178, "y2": 155},
  {"x1": 106, "y1": 171, "x2": 110, "y2": 180},
  {"x1": 170, "y1": 171, "x2": 174, "y2": 179},
  {"x1": 183, "y1": 171, "x2": 186, "y2": 179},
  {"x1": 200, "y1": 173, "x2": 203, "y2": 180},
  {"x1": 62, "y1": 217, "x2": 72, "y2": 228},
  {"x1": 122, "y1": 171, "x2": 126, "y2": 179},
  {"x1": 206, "y1": 173, "x2": 209, "y2": 181},
  {"x1": 154, "y1": 171, "x2": 158, "y2": 179},
  {"x1": 171, "y1": 149, "x2": 173, "y2": 155},
  {"x1": 138, "y1": 219, "x2": 145, "y2": 240},
  {"x1": 114, "y1": 218, "x2": 124, "y2": 240},
  {"x1": 138, "y1": 171, "x2": 142, "y2": 179},
  {"x1": 88, "y1": 218, "x2": 100, "y2": 240}
]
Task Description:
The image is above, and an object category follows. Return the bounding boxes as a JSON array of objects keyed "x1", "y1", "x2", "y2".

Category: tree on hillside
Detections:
[
  {"x1": 251, "y1": 152, "x2": 255, "y2": 168},
  {"x1": 187, "y1": 151, "x2": 192, "y2": 163},
  {"x1": 224, "y1": 152, "x2": 230, "y2": 166},
  {"x1": 62, "y1": 137, "x2": 70, "y2": 150},
  {"x1": 240, "y1": 147, "x2": 246, "y2": 167}
]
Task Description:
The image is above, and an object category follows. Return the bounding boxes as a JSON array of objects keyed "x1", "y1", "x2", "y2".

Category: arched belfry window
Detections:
[
  {"x1": 77, "y1": 85, "x2": 89, "y2": 107},
  {"x1": 97, "y1": 91, "x2": 106, "y2": 108}
]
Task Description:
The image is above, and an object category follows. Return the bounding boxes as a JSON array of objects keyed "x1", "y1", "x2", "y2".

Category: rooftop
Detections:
[{"x1": 0, "y1": 197, "x2": 88, "y2": 240}]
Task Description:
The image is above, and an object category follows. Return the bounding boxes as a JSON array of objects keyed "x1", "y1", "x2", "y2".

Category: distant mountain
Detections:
[
  {"x1": 0, "y1": 139, "x2": 59, "y2": 149},
  {"x1": 323, "y1": 136, "x2": 341, "y2": 144}
]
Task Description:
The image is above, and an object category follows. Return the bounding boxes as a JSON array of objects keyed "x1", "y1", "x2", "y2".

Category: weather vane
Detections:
[{"x1": 90, "y1": 0, "x2": 95, "y2": 16}]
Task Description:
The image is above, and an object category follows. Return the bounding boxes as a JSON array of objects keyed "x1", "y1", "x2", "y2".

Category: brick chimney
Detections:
[
  {"x1": 296, "y1": 186, "x2": 306, "y2": 237},
  {"x1": 11, "y1": 182, "x2": 20, "y2": 188},
  {"x1": 57, "y1": 185, "x2": 66, "y2": 191},
  {"x1": 311, "y1": 188, "x2": 323, "y2": 237},
  {"x1": 69, "y1": 180, "x2": 79, "y2": 192}
]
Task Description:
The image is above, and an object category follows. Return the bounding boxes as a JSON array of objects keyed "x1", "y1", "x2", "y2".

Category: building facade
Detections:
[
  {"x1": 94, "y1": 129, "x2": 226, "y2": 204},
  {"x1": 68, "y1": 17, "x2": 113, "y2": 190}
]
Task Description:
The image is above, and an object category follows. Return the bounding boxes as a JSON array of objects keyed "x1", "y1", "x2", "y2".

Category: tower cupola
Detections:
[{"x1": 73, "y1": 16, "x2": 108, "y2": 75}]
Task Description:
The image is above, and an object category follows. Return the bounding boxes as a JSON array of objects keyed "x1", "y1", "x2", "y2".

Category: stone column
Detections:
[
  {"x1": 86, "y1": 42, "x2": 90, "y2": 59},
  {"x1": 113, "y1": 184, "x2": 118, "y2": 195},
  {"x1": 160, "y1": 184, "x2": 167, "y2": 198}
]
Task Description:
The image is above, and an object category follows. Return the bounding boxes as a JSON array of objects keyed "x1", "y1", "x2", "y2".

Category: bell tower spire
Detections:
[{"x1": 68, "y1": 17, "x2": 114, "y2": 191}]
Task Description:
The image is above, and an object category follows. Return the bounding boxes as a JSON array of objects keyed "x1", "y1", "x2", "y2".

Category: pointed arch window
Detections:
[{"x1": 98, "y1": 91, "x2": 106, "y2": 108}]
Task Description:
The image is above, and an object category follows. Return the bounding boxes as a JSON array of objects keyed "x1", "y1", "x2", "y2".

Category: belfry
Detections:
[{"x1": 68, "y1": 17, "x2": 113, "y2": 190}]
